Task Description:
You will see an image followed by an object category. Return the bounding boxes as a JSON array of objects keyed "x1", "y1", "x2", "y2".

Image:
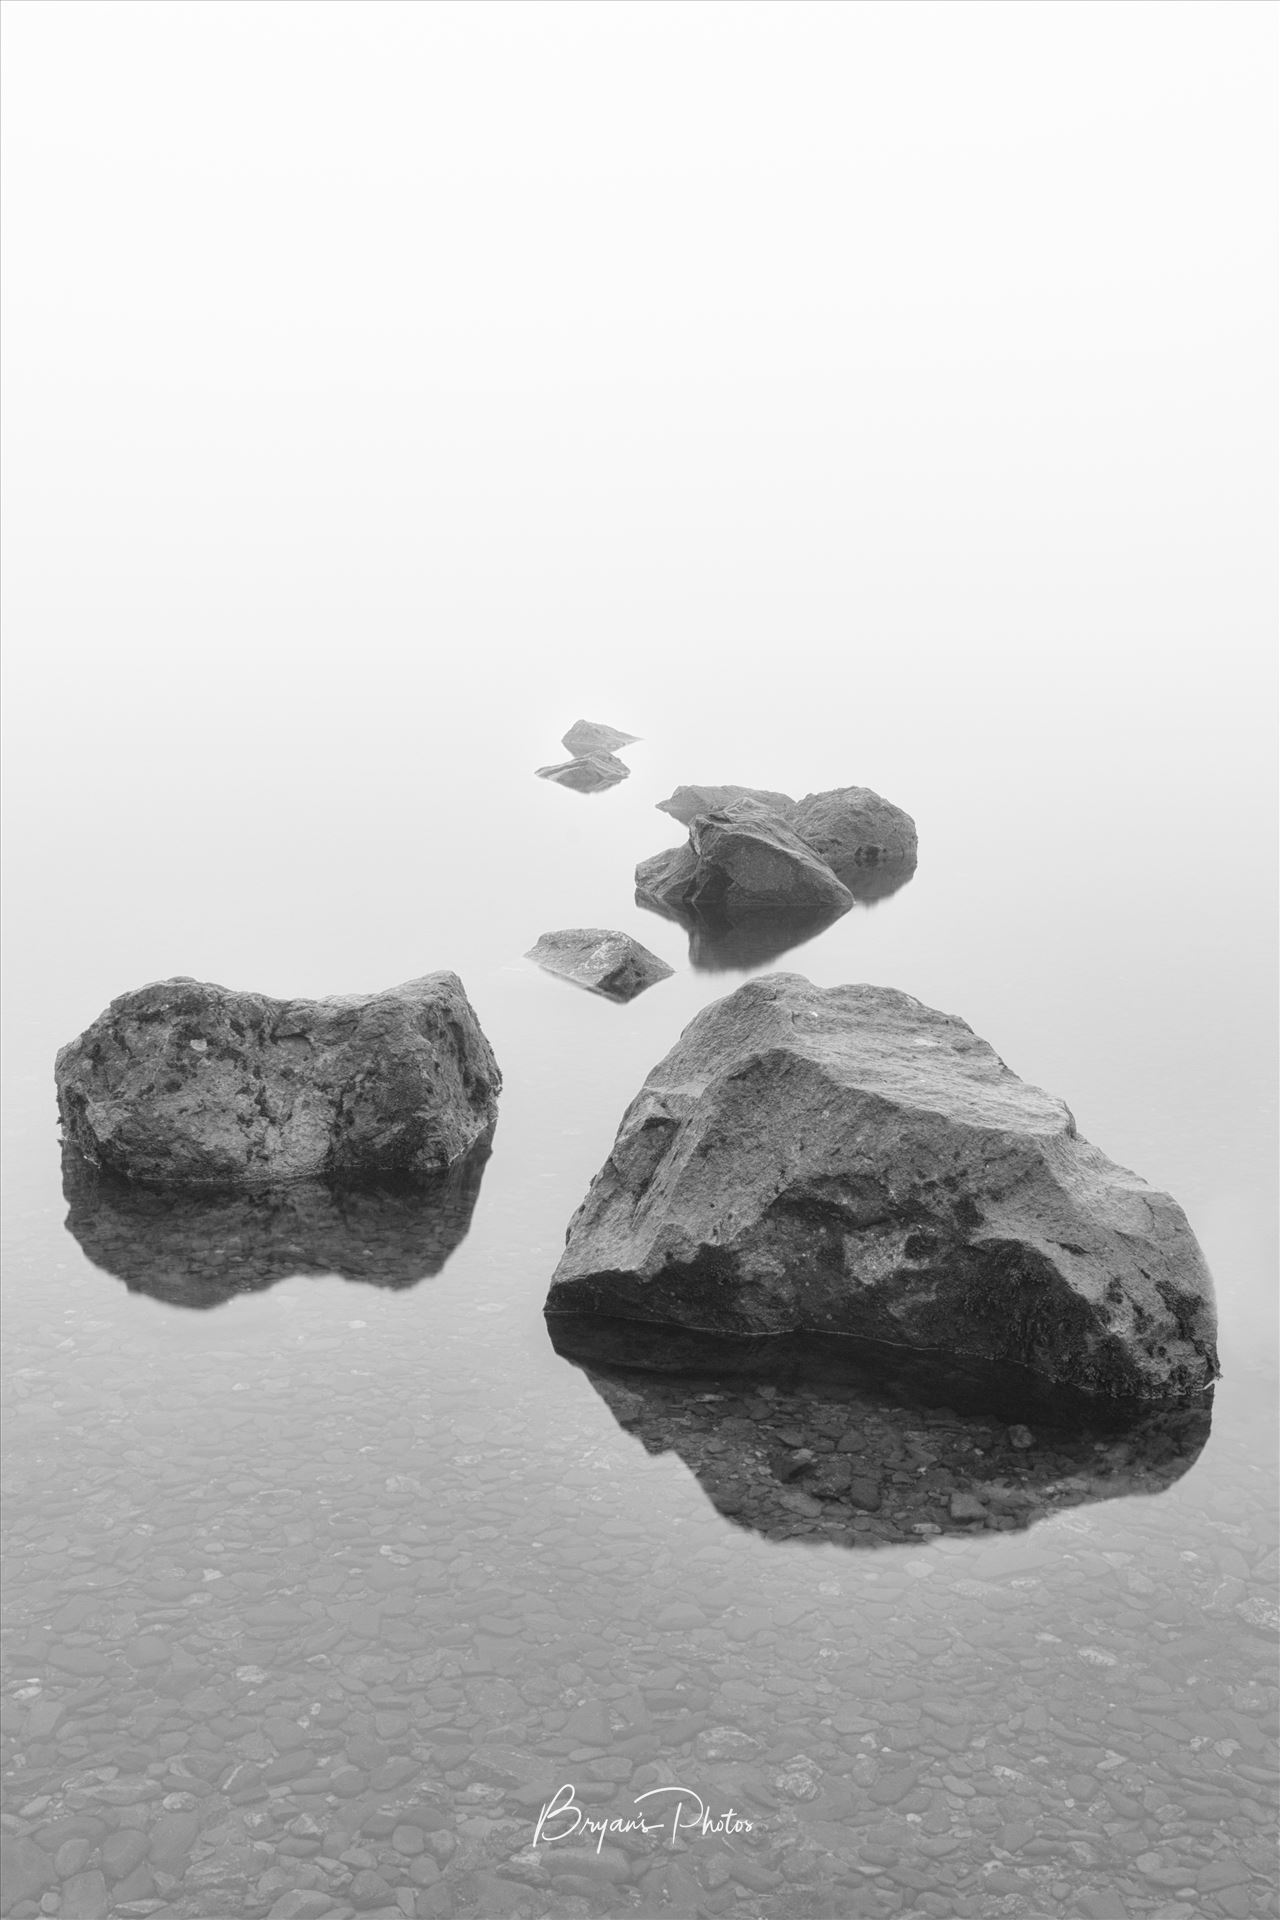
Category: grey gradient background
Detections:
[{"x1": 2, "y1": 1, "x2": 1276, "y2": 1363}]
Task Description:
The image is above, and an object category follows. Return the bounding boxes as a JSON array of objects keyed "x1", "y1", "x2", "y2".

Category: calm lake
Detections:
[{"x1": 2, "y1": 8, "x2": 1276, "y2": 1920}]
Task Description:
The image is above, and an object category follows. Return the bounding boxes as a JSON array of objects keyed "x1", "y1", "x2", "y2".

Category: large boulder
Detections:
[
  {"x1": 56, "y1": 973, "x2": 500, "y2": 1189},
  {"x1": 544, "y1": 975, "x2": 1218, "y2": 1403},
  {"x1": 525, "y1": 928, "x2": 673, "y2": 1003},
  {"x1": 61, "y1": 1140, "x2": 491, "y2": 1305}
]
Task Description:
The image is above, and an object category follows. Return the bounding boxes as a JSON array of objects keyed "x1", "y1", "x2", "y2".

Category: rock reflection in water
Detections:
[
  {"x1": 636, "y1": 892, "x2": 849, "y2": 971},
  {"x1": 824, "y1": 850, "x2": 917, "y2": 898},
  {"x1": 549, "y1": 1322, "x2": 1212, "y2": 1547},
  {"x1": 60, "y1": 1139, "x2": 492, "y2": 1307},
  {"x1": 635, "y1": 858, "x2": 915, "y2": 970},
  {"x1": 637, "y1": 864, "x2": 917, "y2": 967}
]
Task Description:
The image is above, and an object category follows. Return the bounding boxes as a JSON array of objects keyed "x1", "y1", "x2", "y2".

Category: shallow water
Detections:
[
  {"x1": 3, "y1": 699, "x2": 1277, "y2": 1920},
  {"x1": 3, "y1": 8, "x2": 1277, "y2": 1919}
]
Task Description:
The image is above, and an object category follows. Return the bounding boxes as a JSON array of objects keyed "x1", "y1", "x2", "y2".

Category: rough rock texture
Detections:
[
  {"x1": 637, "y1": 807, "x2": 854, "y2": 925},
  {"x1": 657, "y1": 784, "x2": 795, "y2": 827},
  {"x1": 654, "y1": 782, "x2": 917, "y2": 878},
  {"x1": 634, "y1": 838, "x2": 701, "y2": 916},
  {"x1": 545, "y1": 975, "x2": 1219, "y2": 1402},
  {"x1": 525, "y1": 929, "x2": 674, "y2": 1003},
  {"x1": 61, "y1": 1141, "x2": 490, "y2": 1305},
  {"x1": 56, "y1": 973, "x2": 500, "y2": 1189},
  {"x1": 635, "y1": 805, "x2": 855, "y2": 970},
  {"x1": 536, "y1": 752, "x2": 630, "y2": 793},
  {"x1": 561, "y1": 718, "x2": 639, "y2": 756},
  {"x1": 638, "y1": 786, "x2": 915, "y2": 967},
  {"x1": 561, "y1": 1355, "x2": 1211, "y2": 1548},
  {"x1": 789, "y1": 786, "x2": 917, "y2": 880}
]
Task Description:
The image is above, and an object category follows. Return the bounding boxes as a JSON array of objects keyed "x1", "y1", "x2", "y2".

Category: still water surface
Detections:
[{"x1": 2, "y1": 681, "x2": 1277, "y2": 1920}]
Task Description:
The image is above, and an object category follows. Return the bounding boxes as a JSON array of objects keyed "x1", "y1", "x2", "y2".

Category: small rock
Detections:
[
  {"x1": 267, "y1": 1894, "x2": 336, "y2": 1920},
  {"x1": 536, "y1": 753, "x2": 630, "y2": 793},
  {"x1": 562, "y1": 1700, "x2": 612, "y2": 1745},
  {"x1": 654, "y1": 1603, "x2": 707, "y2": 1631},
  {"x1": 100, "y1": 1820, "x2": 150, "y2": 1881},
  {"x1": 525, "y1": 930, "x2": 673, "y2": 1004},
  {"x1": 1, "y1": 1837, "x2": 55, "y2": 1907},
  {"x1": 59, "y1": 1871, "x2": 109, "y2": 1920},
  {"x1": 561, "y1": 720, "x2": 639, "y2": 756}
]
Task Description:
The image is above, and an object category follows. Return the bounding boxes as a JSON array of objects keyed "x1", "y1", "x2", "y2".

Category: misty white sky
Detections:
[
  {"x1": 2, "y1": 3, "x2": 1276, "y2": 982},
  {"x1": 3, "y1": 3, "x2": 1274, "y2": 709}
]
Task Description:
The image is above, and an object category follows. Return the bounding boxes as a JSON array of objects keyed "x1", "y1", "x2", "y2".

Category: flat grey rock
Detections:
[
  {"x1": 544, "y1": 974, "x2": 1219, "y2": 1403},
  {"x1": 561, "y1": 718, "x2": 640, "y2": 755},
  {"x1": 656, "y1": 784, "x2": 796, "y2": 826},
  {"x1": 55, "y1": 972, "x2": 500, "y2": 1189},
  {"x1": 525, "y1": 929, "x2": 674, "y2": 1003},
  {"x1": 535, "y1": 752, "x2": 630, "y2": 793}
]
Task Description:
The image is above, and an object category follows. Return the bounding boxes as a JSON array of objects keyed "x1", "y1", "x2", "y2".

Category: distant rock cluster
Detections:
[
  {"x1": 638, "y1": 783, "x2": 917, "y2": 968},
  {"x1": 535, "y1": 717, "x2": 640, "y2": 793},
  {"x1": 52, "y1": 716, "x2": 1221, "y2": 1412}
]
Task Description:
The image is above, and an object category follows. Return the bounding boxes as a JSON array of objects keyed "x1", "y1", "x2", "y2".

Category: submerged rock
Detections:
[
  {"x1": 62, "y1": 1140, "x2": 490, "y2": 1305},
  {"x1": 56, "y1": 973, "x2": 500, "y2": 1189},
  {"x1": 544, "y1": 974, "x2": 1219, "y2": 1403},
  {"x1": 561, "y1": 718, "x2": 640, "y2": 756},
  {"x1": 525, "y1": 929, "x2": 674, "y2": 1003},
  {"x1": 554, "y1": 1345, "x2": 1212, "y2": 1547},
  {"x1": 536, "y1": 752, "x2": 630, "y2": 793}
]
